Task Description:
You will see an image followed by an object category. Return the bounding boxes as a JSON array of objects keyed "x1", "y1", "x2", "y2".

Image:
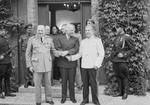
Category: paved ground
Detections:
[{"x1": 0, "y1": 86, "x2": 150, "y2": 105}]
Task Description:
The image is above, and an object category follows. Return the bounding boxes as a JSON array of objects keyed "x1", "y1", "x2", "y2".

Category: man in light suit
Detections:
[
  {"x1": 66, "y1": 25, "x2": 105, "y2": 105},
  {"x1": 26, "y1": 25, "x2": 64, "y2": 105},
  {"x1": 55, "y1": 24, "x2": 79, "y2": 104}
]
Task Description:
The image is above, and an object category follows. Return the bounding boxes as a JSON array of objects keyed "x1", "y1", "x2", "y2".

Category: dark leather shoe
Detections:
[
  {"x1": 93, "y1": 102, "x2": 101, "y2": 105},
  {"x1": 80, "y1": 101, "x2": 89, "y2": 105},
  {"x1": 113, "y1": 93, "x2": 122, "y2": 97},
  {"x1": 70, "y1": 99, "x2": 77, "y2": 103},
  {"x1": 46, "y1": 101, "x2": 54, "y2": 105},
  {"x1": 122, "y1": 93, "x2": 128, "y2": 100},
  {"x1": 28, "y1": 81, "x2": 34, "y2": 87},
  {"x1": 24, "y1": 81, "x2": 29, "y2": 88},
  {"x1": 5, "y1": 93, "x2": 16, "y2": 97},
  {"x1": 61, "y1": 98, "x2": 66, "y2": 104},
  {"x1": 36, "y1": 103, "x2": 41, "y2": 105},
  {"x1": 0, "y1": 92, "x2": 5, "y2": 99}
]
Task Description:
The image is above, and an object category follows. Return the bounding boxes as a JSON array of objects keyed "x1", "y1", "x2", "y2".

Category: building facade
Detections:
[{"x1": 11, "y1": 0, "x2": 106, "y2": 84}]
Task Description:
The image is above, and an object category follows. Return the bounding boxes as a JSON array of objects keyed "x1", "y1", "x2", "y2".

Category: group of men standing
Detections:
[
  {"x1": 25, "y1": 22, "x2": 105, "y2": 105},
  {"x1": 0, "y1": 19, "x2": 134, "y2": 105}
]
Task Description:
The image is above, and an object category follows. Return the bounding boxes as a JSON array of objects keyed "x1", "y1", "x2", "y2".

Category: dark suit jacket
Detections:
[
  {"x1": 0, "y1": 36, "x2": 11, "y2": 64},
  {"x1": 54, "y1": 34, "x2": 79, "y2": 68}
]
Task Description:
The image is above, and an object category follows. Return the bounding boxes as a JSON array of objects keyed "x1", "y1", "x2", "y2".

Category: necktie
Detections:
[{"x1": 41, "y1": 37, "x2": 43, "y2": 43}]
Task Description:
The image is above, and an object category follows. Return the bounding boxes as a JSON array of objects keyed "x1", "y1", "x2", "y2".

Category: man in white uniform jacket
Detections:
[{"x1": 66, "y1": 25, "x2": 105, "y2": 105}]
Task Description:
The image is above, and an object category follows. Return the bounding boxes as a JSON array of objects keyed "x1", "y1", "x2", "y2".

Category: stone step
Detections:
[{"x1": 19, "y1": 84, "x2": 82, "y2": 98}]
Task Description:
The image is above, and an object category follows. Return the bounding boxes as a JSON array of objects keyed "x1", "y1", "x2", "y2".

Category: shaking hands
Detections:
[
  {"x1": 60, "y1": 51, "x2": 69, "y2": 57},
  {"x1": 57, "y1": 51, "x2": 73, "y2": 61},
  {"x1": 66, "y1": 56, "x2": 72, "y2": 61}
]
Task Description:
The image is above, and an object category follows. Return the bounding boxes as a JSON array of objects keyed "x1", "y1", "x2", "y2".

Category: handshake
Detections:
[
  {"x1": 57, "y1": 51, "x2": 73, "y2": 61},
  {"x1": 59, "y1": 51, "x2": 69, "y2": 57},
  {"x1": 66, "y1": 56, "x2": 72, "y2": 61}
]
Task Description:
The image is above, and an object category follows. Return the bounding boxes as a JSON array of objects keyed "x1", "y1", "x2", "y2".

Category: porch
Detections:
[{"x1": 0, "y1": 85, "x2": 150, "y2": 105}]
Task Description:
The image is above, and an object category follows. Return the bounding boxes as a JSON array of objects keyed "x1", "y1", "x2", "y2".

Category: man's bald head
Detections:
[{"x1": 37, "y1": 25, "x2": 45, "y2": 36}]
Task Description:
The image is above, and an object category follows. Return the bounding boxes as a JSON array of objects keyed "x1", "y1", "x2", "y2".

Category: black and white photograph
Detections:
[{"x1": 0, "y1": 0, "x2": 150, "y2": 105}]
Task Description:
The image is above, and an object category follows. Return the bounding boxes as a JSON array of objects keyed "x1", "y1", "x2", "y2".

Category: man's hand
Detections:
[
  {"x1": 66, "y1": 56, "x2": 72, "y2": 61},
  {"x1": 0, "y1": 55, "x2": 4, "y2": 60},
  {"x1": 29, "y1": 67, "x2": 34, "y2": 73},
  {"x1": 118, "y1": 53, "x2": 123, "y2": 58},
  {"x1": 61, "y1": 51, "x2": 69, "y2": 57},
  {"x1": 94, "y1": 66, "x2": 99, "y2": 70},
  {"x1": 9, "y1": 53, "x2": 13, "y2": 57}
]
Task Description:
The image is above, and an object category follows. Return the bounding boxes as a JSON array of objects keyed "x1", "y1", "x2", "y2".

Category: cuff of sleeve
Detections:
[
  {"x1": 68, "y1": 50, "x2": 72, "y2": 55},
  {"x1": 26, "y1": 62, "x2": 32, "y2": 68},
  {"x1": 94, "y1": 61, "x2": 101, "y2": 68},
  {"x1": 94, "y1": 64, "x2": 101, "y2": 68}
]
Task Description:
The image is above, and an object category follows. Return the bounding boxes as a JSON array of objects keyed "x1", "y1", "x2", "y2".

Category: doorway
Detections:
[
  {"x1": 38, "y1": 1, "x2": 109, "y2": 85},
  {"x1": 38, "y1": 2, "x2": 91, "y2": 37}
]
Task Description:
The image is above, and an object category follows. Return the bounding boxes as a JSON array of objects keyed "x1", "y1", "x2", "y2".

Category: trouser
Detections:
[
  {"x1": 61, "y1": 67, "x2": 76, "y2": 100},
  {"x1": 82, "y1": 68, "x2": 100, "y2": 104},
  {"x1": 53, "y1": 58, "x2": 61, "y2": 80},
  {"x1": 113, "y1": 62, "x2": 128, "y2": 95},
  {"x1": 34, "y1": 72, "x2": 52, "y2": 103},
  {"x1": 0, "y1": 63, "x2": 12, "y2": 94},
  {"x1": 20, "y1": 51, "x2": 33, "y2": 86},
  {"x1": 25, "y1": 68, "x2": 34, "y2": 86},
  {"x1": 75, "y1": 60, "x2": 82, "y2": 88}
]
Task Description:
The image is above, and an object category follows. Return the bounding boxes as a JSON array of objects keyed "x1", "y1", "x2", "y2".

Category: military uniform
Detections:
[
  {"x1": 0, "y1": 36, "x2": 12, "y2": 97},
  {"x1": 6, "y1": 36, "x2": 19, "y2": 92},
  {"x1": 110, "y1": 34, "x2": 134, "y2": 99},
  {"x1": 19, "y1": 33, "x2": 34, "y2": 87},
  {"x1": 26, "y1": 35, "x2": 60, "y2": 103}
]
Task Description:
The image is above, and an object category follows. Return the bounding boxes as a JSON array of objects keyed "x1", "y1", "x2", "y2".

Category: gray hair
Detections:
[
  {"x1": 45, "y1": 25, "x2": 50, "y2": 30},
  {"x1": 65, "y1": 24, "x2": 75, "y2": 30},
  {"x1": 37, "y1": 25, "x2": 45, "y2": 33}
]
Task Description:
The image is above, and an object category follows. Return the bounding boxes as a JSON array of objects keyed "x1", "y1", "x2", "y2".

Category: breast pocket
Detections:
[
  {"x1": 44, "y1": 42, "x2": 51, "y2": 49},
  {"x1": 31, "y1": 57, "x2": 38, "y2": 62}
]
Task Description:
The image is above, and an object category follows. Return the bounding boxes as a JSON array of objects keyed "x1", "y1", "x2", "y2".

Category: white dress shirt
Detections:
[{"x1": 71, "y1": 36, "x2": 105, "y2": 69}]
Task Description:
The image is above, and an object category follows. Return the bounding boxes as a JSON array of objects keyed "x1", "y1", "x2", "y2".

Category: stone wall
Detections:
[
  {"x1": 27, "y1": 0, "x2": 38, "y2": 27},
  {"x1": 11, "y1": 0, "x2": 27, "y2": 23}
]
